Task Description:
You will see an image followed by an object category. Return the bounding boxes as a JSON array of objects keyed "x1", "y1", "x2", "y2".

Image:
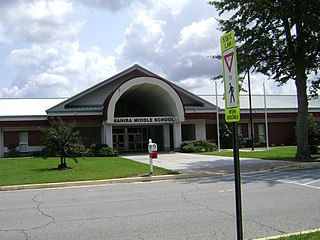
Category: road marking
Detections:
[
  {"x1": 304, "y1": 179, "x2": 320, "y2": 185},
  {"x1": 243, "y1": 170, "x2": 320, "y2": 190},
  {"x1": 276, "y1": 179, "x2": 320, "y2": 190},
  {"x1": 218, "y1": 189, "x2": 234, "y2": 193},
  {"x1": 254, "y1": 228, "x2": 320, "y2": 240}
]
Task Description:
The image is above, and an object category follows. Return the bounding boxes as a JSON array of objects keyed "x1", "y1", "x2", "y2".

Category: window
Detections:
[
  {"x1": 258, "y1": 124, "x2": 266, "y2": 142},
  {"x1": 19, "y1": 132, "x2": 28, "y2": 152}
]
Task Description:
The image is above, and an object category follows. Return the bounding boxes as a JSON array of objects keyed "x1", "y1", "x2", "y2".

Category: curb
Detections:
[
  {"x1": 270, "y1": 162, "x2": 320, "y2": 172},
  {"x1": 0, "y1": 173, "x2": 210, "y2": 192},
  {"x1": 252, "y1": 228, "x2": 320, "y2": 240},
  {"x1": 0, "y1": 162, "x2": 319, "y2": 192}
]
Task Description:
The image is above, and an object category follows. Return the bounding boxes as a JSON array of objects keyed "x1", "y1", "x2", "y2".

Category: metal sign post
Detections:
[{"x1": 220, "y1": 30, "x2": 243, "y2": 240}]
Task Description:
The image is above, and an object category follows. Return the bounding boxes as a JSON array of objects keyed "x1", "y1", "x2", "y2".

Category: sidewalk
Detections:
[{"x1": 121, "y1": 152, "x2": 320, "y2": 175}]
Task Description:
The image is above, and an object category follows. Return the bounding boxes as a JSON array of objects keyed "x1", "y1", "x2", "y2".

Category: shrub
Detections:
[
  {"x1": 307, "y1": 114, "x2": 320, "y2": 154},
  {"x1": 7, "y1": 144, "x2": 19, "y2": 157},
  {"x1": 181, "y1": 143, "x2": 196, "y2": 153},
  {"x1": 99, "y1": 147, "x2": 119, "y2": 157},
  {"x1": 86, "y1": 143, "x2": 118, "y2": 157},
  {"x1": 181, "y1": 140, "x2": 217, "y2": 153},
  {"x1": 220, "y1": 123, "x2": 244, "y2": 149}
]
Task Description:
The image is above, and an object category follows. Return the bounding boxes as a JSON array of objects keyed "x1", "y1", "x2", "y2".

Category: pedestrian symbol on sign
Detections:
[{"x1": 228, "y1": 83, "x2": 235, "y2": 103}]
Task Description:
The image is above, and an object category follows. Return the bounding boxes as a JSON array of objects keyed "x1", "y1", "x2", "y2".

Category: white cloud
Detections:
[
  {"x1": 116, "y1": 13, "x2": 166, "y2": 73},
  {"x1": 32, "y1": 72, "x2": 70, "y2": 87},
  {"x1": 0, "y1": 23, "x2": 11, "y2": 44},
  {"x1": 3, "y1": 0, "x2": 83, "y2": 43},
  {"x1": 114, "y1": 0, "x2": 222, "y2": 94},
  {"x1": 178, "y1": 77, "x2": 212, "y2": 90},
  {"x1": 1, "y1": 41, "x2": 116, "y2": 97},
  {"x1": 0, "y1": 0, "x2": 299, "y2": 99},
  {"x1": 176, "y1": 17, "x2": 219, "y2": 55},
  {"x1": 116, "y1": 14, "x2": 166, "y2": 54},
  {"x1": 76, "y1": 0, "x2": 131, "y2": 11}
]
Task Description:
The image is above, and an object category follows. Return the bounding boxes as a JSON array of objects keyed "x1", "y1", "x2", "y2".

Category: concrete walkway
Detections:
[{"x1": 121, "y1": 152, "x2": 315, "y2": 175}]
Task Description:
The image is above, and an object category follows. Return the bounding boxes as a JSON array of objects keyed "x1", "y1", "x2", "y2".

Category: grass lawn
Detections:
[
  {"x1": 0, "y1": 157, "x2": 177, "y2": 186},
  {"x1": 201, "y1": 146, "x2": 320, "y2": 161},
  {"x1": 275, "y1": 230, "x2": 320, "y2": 240}
]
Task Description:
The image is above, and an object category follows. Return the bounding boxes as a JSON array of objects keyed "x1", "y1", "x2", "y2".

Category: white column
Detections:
[
  {"x1": 195, "y1": 120, "x2": 206, "y2": 140},
  {"x1": 163, "y1": 124, "x2": 170, "y2": 151},
  {"x1": 173, "y1": 122, "x2": 182, "y2": 151},
  {"x1": 0, "y1": 128, "x2": 3, "y2": 158},
  {"x1": 102, "y1": 121, "x2": 113, "y2": 148}
]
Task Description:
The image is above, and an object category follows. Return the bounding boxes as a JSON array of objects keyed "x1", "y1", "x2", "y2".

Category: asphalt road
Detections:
[{"x1": 1, "y1": 169, "x2": 319, "y2": 240}]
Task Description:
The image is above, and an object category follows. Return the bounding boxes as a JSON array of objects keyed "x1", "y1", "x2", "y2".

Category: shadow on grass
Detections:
[{"x1": 34, "y1": 166, "x2": 73, "y2": 172}]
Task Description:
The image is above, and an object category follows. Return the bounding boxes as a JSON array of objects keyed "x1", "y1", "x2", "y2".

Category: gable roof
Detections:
[{"x1": 47, "y1": 64, "x2": 216, "y2": 115}]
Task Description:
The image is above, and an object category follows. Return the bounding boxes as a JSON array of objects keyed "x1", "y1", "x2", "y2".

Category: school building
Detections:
[{"x1": 0, "y1": 64, "x2": 319, "y2": 157}]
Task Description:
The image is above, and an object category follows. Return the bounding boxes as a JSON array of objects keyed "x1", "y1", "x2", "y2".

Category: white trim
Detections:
[
  {"x1": 173, "y1": 122, "x2": 182, "y2": 151},
  {"x1": 107, "y1": 77, "x2": 185, "y2": 124}
]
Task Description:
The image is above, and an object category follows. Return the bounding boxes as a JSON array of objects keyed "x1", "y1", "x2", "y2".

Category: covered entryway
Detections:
[
  {"x1": 102, "y1": 76, "x2": 185, "y2": 151},
  {"x1": 46, "y1": 65, "x2": 216, "y2": 153}
]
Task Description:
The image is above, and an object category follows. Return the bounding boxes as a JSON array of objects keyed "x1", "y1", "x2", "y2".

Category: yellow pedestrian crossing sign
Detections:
[{"x1": 220, "y1": 30, "x2": 240, "y2": 122}]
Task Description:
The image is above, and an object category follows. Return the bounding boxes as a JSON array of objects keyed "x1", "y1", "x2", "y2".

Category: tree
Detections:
[
  {"x1": 41, "y1": 118, "x2": 85, "y2": 169},
  {"x1": 307, "y1": 114, "x2": 320, "y2": 154},
  {"x1": 209, "y1": 0, "x2": 320, "y2": 161}
]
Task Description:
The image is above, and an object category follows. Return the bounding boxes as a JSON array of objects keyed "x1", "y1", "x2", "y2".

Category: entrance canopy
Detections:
[{"x1": 107, "y1": 77, "x2": 185, "y2": 124}]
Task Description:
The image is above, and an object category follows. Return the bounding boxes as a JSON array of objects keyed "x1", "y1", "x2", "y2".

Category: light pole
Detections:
[{"x1": 247, "y1": 68, "x2": 254, "y2": 151}]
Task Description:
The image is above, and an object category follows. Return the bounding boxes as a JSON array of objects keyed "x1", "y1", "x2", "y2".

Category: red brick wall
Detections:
[
  {"x1": 268, "y1": 122, "x2": 296, "y2": 145},
  {"x1": 240, "y1": 123, "x2": 248, "y2": 138},
  {"x1": 206, "y1": 124, "x2": 216, "y2": 140},
  {"x1": 28, "y1": 131, "x2": 43, "y2": 146},
  {"x1": 4, "y1": 131, "x2": 44, "y2": 147},
  {"x1": 4, "y1": 132, "x2": 19, "y2": 147}
]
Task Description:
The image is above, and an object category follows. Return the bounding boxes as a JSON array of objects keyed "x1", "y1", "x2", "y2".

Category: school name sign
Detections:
[
  {"x1": 113, "y1": 116, "x2": 176, "y2": 124},
  {"x1": 220, "y1": 30, "x2": 240, "y2": 122}
]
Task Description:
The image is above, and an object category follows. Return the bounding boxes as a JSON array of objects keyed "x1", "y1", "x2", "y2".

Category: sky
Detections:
[{"x1": 0, "y1": 0, "x2": 298, "y2": 99}]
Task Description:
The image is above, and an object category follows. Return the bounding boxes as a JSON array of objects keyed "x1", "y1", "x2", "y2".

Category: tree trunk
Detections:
[
  {"x1": 294, "y1": 6, "x2": 311, "y2": 161},
  {"x1": 58, "y1": 156, "x2": 67, "y2": 169},
  {"x1": 295, "y1": 69, "x2": 311, "y2": 161}
]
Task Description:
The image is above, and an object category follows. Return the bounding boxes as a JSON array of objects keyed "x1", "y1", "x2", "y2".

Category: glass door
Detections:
[
  {"x1": 113, "y1": 129, "x2": 125, "y2": 150},
  {"x1": 127, "y1": 128, "x2": 148, "y2": 151}
]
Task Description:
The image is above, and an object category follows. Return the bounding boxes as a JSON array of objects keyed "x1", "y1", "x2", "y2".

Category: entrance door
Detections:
[
  {"x1": 113, "y1": 129, "x2": 125, "y2": 150},
  {"x1": 127, "y1": 128, "x2": 148, "y2": 151},
  {"x1": 113, "y1": 127, "x2": 148, "y2": 151}
]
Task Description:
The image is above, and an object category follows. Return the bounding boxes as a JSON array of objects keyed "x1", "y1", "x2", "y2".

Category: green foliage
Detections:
[
  {"x1": 277, "y1": 230, "x2": 320, "y2": 240},
  {"x1": 0, "y1": 157, "x2": 175, "y2": 186},
  {"x1": 220, "y1": 123, "x2": 243, "y2": 149},
  {"x1": 307, "y1": 115, "x2": 320, "y2": 154},
  {"x1": 40, "y1": 118, "x2": 85, "y2": 168},
  {"x1": 7, "y1": 144, "x2": 19, "y2": 157},
  {"x1": 209, "y1": 0, "x2": 320, "y2": 160},
  {"x1": 220, "y1": 123, "x2": 233, "y2": 148},
  {"x1": 86, "y1": 143, "x2": 119, "y2": 157},
  {"x1": 209, "y1": 0, "x2": 320, "y2": 95},
  {"x1": 181, "y1": 140, "x2": 217, "y2": 153},
  {"x1": 202, "y1": 146, "x2": 298, "y2": 161}
]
